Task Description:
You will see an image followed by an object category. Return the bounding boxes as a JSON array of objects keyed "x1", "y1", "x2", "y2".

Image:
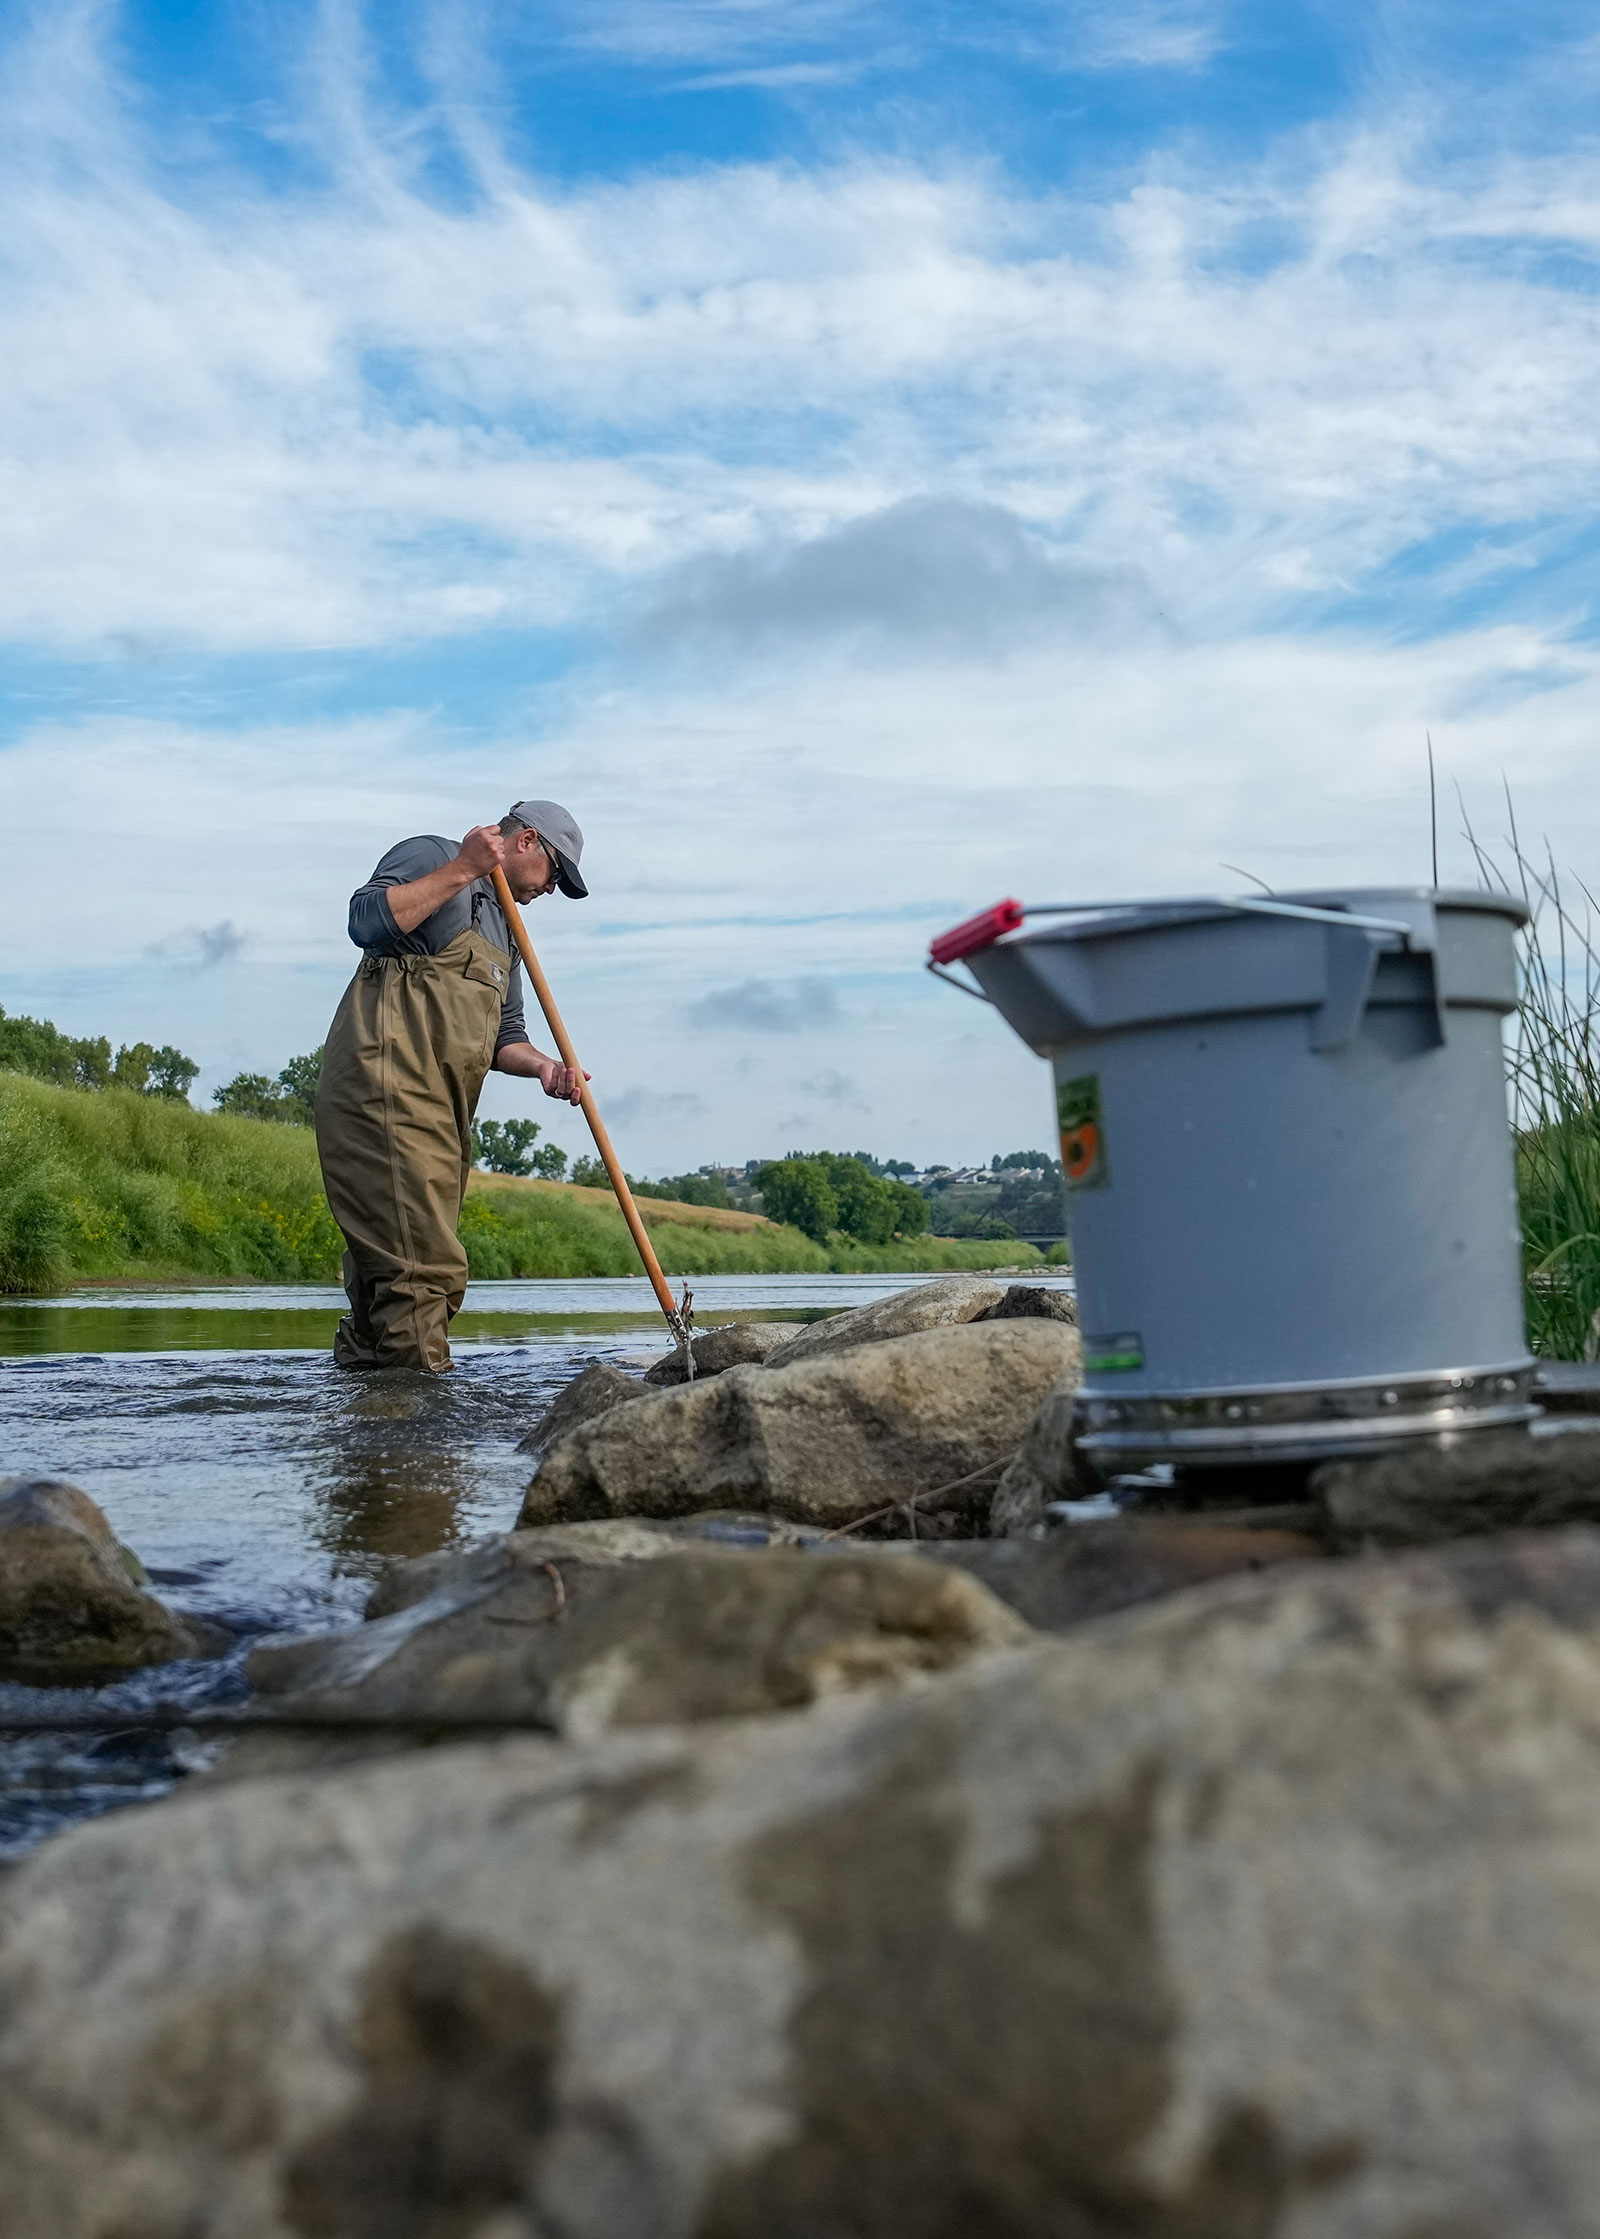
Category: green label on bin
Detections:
[
  {"x1": 1085, "y1": 1331, "x2": 1144, "y2": 1372},
  {"x1": 1058, "y1": 1074, "x2": 1108, "y2": 1191}
]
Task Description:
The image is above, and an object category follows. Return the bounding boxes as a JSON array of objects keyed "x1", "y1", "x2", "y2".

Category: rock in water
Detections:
[
  {"x1": 644, "y1": 1321, "x2": 807, "y2": 1386},
  {"x1": 15, "y1": 1533, "x2": 1600, "y2": 2232},
  {"x1": 0, "y1": 1476, "x2": 224, "y2": 1682},
  {"x1": 248, "y1": 1546, "x2": 1030, "y2": 1740},
  {"x1": 761, "y1": 1273, "x2": 1006, "y2": 1368},
  {"x1": 520, "y1": 1319, "x2": 1082, "y2": 1535},
  {"x1": 514, "y1": 1361, "x2": 652, "y2": 1457},
  {"x1": 1315, "y1": 1426, "x2": 1600, "y2": 1547}
]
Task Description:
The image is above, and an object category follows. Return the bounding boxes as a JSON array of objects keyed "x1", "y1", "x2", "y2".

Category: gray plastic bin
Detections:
[{"x1": 942, "y1": 888, "x2": 1534, "y2": 1469}]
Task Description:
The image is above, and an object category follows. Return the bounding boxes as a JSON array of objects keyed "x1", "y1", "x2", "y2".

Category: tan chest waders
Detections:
[{"x1": 315, "y1": 926, "x2": 512, "y2": 1371}]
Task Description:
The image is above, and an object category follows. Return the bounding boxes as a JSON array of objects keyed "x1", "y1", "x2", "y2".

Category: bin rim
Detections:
[{"x1": 1000, "y1": 884, "x2": 1529, "y2": 949}]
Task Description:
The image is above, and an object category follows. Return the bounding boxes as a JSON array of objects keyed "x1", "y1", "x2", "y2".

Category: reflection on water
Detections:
[
  {"x1": 0, "y1": 1271, "x2": 1071, "y2": 1857},
  {"x1": 0, "y1": 1344, "x2": 585, "y2": 1859}
]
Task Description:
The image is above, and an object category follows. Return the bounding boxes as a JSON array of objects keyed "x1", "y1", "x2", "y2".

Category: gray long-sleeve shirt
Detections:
[{"x1": 348, "y1": 836, "x2": 529, "y2": 1053}]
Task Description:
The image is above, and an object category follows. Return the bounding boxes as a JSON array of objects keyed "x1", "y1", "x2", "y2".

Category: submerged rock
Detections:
[
  {"x1": 643, "y1": 1320, "x2": 807, "y2": 1386},
  {"x1": 761, "y1": 1272, "x2": 1006, "y2": 1369},
  {"x1": 15, "y1": 1532, "x2": 1600, "y2": 2232},
  {"x1": 520, "y1": 1318, "x2": 1081, "y2": 1536},
  {"x1": 247, "y1": 1545, "x2": 1028, "y2": 1743},
  {"x1": 0, "y1": 1476, "x2": 225, "y2": 1683},
  {"x1": 1315, "y1": 1425, "x2": 1600, "y2": 1548},
  {"x1": 513, "y1": 1361, "x2": 651, "y2": 1457}
]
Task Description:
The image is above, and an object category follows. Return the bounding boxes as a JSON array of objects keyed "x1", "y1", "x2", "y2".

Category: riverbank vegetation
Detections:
[
  {"x1": 1477, "y1": 827, "x2": 1600, "y2": 1360},
  {"x1": 0, "y1": 1073, "x2": 1046, "y2": 1292}
]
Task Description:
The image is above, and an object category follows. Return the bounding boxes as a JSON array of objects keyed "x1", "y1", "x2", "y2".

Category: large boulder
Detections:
[
  {"x1": 1315, "y1": 1425, "x2": 1600, "y2": 1548},
  {"x1": 520, "y1": 1319, "x2": 1082, "y2": 1536},
  {"x1": 0, "y1": 1476, "x2": 225, "y2": 1683},
  {"x1": 644, "y1": 1321, "x2": 808, "y2": 1386},
  {"x1": 514, "y1": 1361, "x2": 653, "y2": 1457},
  {"x1": 761, "y1": 1273, "x2": 1006, "y2": 1369},
  {"x1": 247, "y1": 1545, "x2": 1029, "y2": 1742},
  {"x1": 14, "y1": 1532, "x2": 1600, "y2": 2232}
]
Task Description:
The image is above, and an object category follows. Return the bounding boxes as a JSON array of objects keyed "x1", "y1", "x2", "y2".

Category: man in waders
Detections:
[{"x1": 315, "y1": 801, "x2": 588, "y2": 1373}]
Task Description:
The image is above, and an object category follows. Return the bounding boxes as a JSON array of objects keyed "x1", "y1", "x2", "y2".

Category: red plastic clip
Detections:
[{"x1": 928, "y1": 897, "x2": 1025, "y2": 966}]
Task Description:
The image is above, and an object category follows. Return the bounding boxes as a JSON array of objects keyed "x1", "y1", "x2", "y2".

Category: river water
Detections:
[{"x1": 0, "y1": 1271, "x2": 1071, "y2": 1859}]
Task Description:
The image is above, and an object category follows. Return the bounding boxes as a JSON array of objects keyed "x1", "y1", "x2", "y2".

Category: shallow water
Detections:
[
  {"x1": 0, "y1": 1269, "x2": 939, "y2": 1357},
  {"x1": 0, "y1": 1271, "x2": 1071, "y2": 1858}
]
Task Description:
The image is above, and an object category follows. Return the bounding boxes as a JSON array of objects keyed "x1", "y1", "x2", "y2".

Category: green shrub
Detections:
[
  {"x1": 754, "y1": 1157, "x2": 838, "y2": 1243},
  {"x1": 213, "y1": 1047, "x2": 322, "y2": 1126},
  {"x1": 755, "y1": 1151, "x2": 929, "y2": 1245}
]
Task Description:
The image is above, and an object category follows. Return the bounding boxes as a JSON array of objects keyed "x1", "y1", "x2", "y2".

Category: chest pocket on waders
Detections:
[{"x1": 461, "y1": 935, "x2": 512, "y2": 1073}]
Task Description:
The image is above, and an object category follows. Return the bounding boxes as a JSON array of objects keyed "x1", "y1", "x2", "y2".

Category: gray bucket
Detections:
[{"x1": 938, "y1": 888, "x2": 1534, "y2": 1469}]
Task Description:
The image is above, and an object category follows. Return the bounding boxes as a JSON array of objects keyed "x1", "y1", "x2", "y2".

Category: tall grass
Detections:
[
  {"x1": 0, "y1": 1072, "x2": 1046, "y2": 1291},
  {"x1": 1463, "y1": 807, "x2": 1600, "y2": 1359},
  {"x1": 0, "y1": 1073, "x2": 345, "y2": 1291}
]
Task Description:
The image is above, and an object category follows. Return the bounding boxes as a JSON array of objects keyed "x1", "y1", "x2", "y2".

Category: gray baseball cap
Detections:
[{"x1": 507, "y1": 799, "x2": 587, "y2": 899}]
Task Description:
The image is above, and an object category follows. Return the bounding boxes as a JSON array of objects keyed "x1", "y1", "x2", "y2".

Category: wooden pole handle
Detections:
[{"x1": 489, "y1": 867, "x2": 681, "y2": 1330}]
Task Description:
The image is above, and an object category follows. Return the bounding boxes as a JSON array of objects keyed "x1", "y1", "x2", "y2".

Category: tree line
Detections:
[{"x1": 0, "y1": 1005, "x2": 198, "y2": 1101}]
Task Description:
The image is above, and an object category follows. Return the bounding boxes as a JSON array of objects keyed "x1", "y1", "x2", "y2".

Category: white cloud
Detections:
[
  {"x1": 7, "y1": 617, "x2": 1600, "y2": 1163},
  {"x1": 546, "y1": 0, "x2": 1226, "y2": 75},
  {"x1": 143, "y1": 921, "x2": 250, "y2": 969},
  {"x1": 1, "y1": 11, "x2": 1599, "y2": 653},
  {"x1": 1070, "y1": 3, "x2": 1222, "y2": 70},
  {"x1": 793, "y1": 1067, "x2": 868, "y2": 1107},
  {"x1": 685, "y1": 978, "x2": 843, "y2": 1032},
  {"x1": 605, "y1": 1087, "x2": 709, "y2": 1123},
  {"x1": 633, "y1": 497, "x2": 1158, "y2": 655}
]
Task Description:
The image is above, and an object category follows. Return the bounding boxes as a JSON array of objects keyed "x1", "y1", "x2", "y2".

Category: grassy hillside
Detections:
[{"x1": 0, "y1": 1073, "x2": 1046, "y2": 1291}]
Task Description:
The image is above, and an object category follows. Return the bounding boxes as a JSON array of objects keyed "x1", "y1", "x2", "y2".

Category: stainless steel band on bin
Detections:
[{"x1": 942, "y1": 887, "x2": 1533, "y2": 1471}]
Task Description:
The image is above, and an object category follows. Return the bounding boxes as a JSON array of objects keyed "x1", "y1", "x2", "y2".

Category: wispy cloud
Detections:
[
  {"x1": 1073, "y1": 2, "x2": 1223, "y2": 70},
  {"x1": 685, "y1": 978, "x2": 842, "y2": 1032},
  {"x1": 548, "y1": 0, "x2": 1228, "y2": 75},
  {"x1": 555, "y1": 0, "x2": 870, "y2": 67},
  {"x1": 793, "y1": 1067, "x2": 868, "y2": 1106},
  {"x1": 144, "y1": 921, "x2": 249, "y2": 970},
  {"x1": 606, "y1": 1086, "x2": 708, "y2": 1123}
]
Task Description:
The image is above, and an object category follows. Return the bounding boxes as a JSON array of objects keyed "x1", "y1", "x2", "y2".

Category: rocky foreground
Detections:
[{"x1": 9, "y1": 1276, "x2": 1600, "y2": 2232}]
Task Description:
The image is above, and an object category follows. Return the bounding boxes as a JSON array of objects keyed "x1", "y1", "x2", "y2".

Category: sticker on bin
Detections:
[
  {"x1": 1085, "y1": 1331, "x2": 1144, "y2": 1372},
  {"x1": 1058, "y1": 1074, "x2": 1108, "y2": 1190}
]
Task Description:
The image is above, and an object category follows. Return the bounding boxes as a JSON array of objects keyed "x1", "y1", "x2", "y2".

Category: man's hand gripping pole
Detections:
[{"x1": 489, "y1": 868, "x2": 695, "y2": 1377}]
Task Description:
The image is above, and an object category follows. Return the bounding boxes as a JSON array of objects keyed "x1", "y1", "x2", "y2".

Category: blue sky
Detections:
[{"x1": 3, "y1": 0, "x2": 1600, "y2": 1166}]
